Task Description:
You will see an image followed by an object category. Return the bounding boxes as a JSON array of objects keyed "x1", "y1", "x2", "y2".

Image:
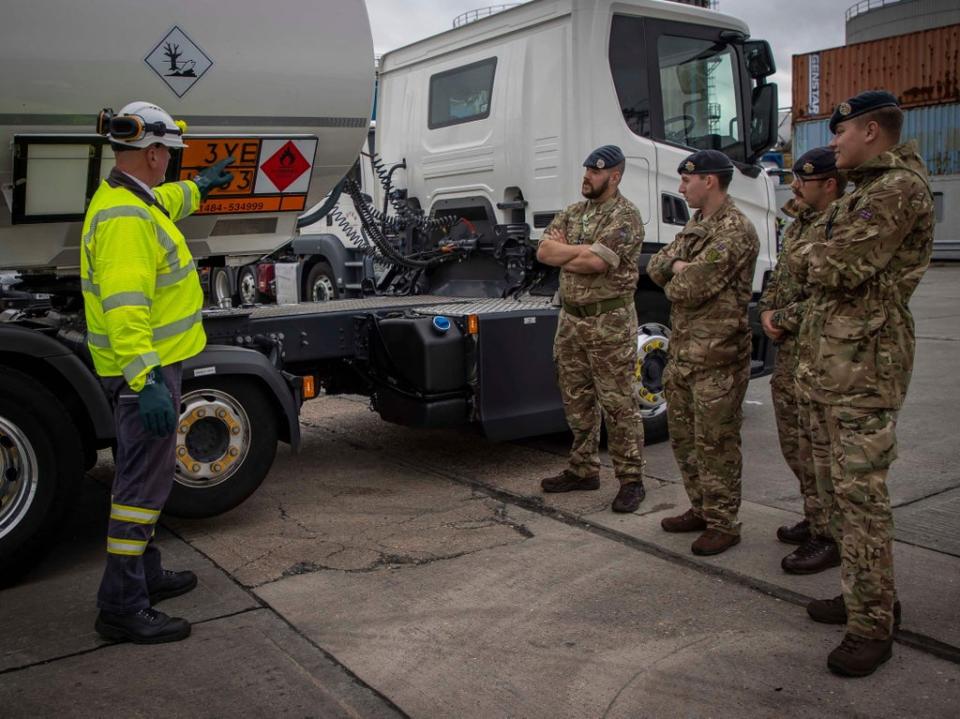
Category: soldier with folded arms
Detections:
[{"x1": 649, "y1": 150, "x2": 759, "y2": 557}]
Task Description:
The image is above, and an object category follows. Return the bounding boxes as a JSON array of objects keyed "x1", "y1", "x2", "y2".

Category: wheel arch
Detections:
[
  {"x1": 182, "y1": 345, "x2": 301, "y2": 452},
  {"x1": 0, "y1": 326, "x2": 114, "y2": 470}
]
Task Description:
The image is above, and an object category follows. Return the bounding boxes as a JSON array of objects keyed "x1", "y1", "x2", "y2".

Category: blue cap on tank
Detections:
[{"x1": 432, "y1": 315, "x2": 451, "y2": 334}]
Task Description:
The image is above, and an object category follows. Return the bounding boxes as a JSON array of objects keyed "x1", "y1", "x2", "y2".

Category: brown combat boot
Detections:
[
  {"x1": 611, "y1": 481, "x2": 645, "y2": 513},
  {"x1": 776, "y1": 519, "x2": 811, "y2": 545},
  {"x1": 806, "y1": 595, "x2": 902, "y2": 628},
  {"x1": 691, "y1": 529, "x2": 741, "y2": 556},
  {"x1": 541, "y1": 470, "x2": 600, "y2": 493},
  {"x1": 781, "y1": 536, "x2": 841, "y2": 575},
  {"x1": 660, "y1": 509, "x2": 707, "y2": 533},
  {"x1": 827, "y1": 633, "x2": 894, "y2": 677}
]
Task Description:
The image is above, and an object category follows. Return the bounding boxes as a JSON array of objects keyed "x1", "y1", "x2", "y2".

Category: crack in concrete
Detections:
[{"x1": 267, "y1": 531, "x2": 531, "y2": 586}]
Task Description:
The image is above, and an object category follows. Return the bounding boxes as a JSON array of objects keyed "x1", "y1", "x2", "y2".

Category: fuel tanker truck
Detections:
[
  {"x1": 2, "y1": 0, "x2": 781, "y2": 579},
  {"x1": 0, "y1": 0, "x2": 376, "y2": 576}
]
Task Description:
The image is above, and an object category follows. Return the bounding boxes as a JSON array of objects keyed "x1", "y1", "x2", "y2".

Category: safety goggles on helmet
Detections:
[{"x1": 96, "y1": 105, "x2": 188, "y2": 149}]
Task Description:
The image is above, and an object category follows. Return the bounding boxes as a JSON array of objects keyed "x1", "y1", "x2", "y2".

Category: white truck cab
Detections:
[{"x1": 376, "y1": 0, "x2": 779, "y2": 295}]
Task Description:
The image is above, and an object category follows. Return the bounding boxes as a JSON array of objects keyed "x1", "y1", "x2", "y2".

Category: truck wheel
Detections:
[
  {"x1": 635, "y1": 310, "x2": 671, "y2": 444},
  {"x1": 238, "y1": 266, "x2": 260, "y2": 305},
  {"x1": 165, "y1": 377, "x2": 278, "y2": 518},
  {"x1": 0, "y1": 369, "x2": 83, "y2": 583},
  {"x1": 305, "y1": 261, "x2": 338, "y2": 302},
  {"x1": 210, "y1": 267, "x2": 234, "y2": 307}
]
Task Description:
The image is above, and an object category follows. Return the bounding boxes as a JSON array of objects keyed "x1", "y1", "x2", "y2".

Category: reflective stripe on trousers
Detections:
[{"x1": 96, "y1": 363, "x2": 182, "y2": 614}]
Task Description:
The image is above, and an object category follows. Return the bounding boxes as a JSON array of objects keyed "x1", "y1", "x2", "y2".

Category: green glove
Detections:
[
  {"x1": 194, "y1": 156, "x2": 235, "y2": 199},
  {"x1": 138, "y1": 367, "x2": 176, "y2": 438}
]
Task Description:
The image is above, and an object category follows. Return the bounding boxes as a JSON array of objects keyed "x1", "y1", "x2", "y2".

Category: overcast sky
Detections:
[{"x1": 364, "y1": 0, "x2": 849, "y2": 107}]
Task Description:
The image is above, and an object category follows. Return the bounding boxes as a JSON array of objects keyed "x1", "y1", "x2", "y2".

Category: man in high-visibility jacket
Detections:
[{"x1": 83, "y1": 101, "x2": 233, "y2": 644}]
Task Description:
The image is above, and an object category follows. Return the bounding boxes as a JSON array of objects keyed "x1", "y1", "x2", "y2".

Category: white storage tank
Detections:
[{"x1": 0, "y1": 0, "x2": 375, "y2": 270}]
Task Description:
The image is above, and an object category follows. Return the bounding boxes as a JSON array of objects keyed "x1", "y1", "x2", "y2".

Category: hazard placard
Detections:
[
  {"x1": 255, "y1": 139, "x2": 316, "y2": 194},
  {"x1": 177, "y1": 136, "x2": 317, "y2": 215}
]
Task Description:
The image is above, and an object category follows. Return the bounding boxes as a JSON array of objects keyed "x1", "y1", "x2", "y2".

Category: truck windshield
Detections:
[{"x1": 657, "y1": 35, "x2": 743, "y2": 161}]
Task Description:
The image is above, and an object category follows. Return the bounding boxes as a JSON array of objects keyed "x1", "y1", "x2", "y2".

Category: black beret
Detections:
[
  {"x1": 677, "y1": 149, "x2": 734, "y2": 176},
  {"x1": 583, "y1": 144, "x2": 624, "y2": 170},
  {"x1": 792, "y1": 146, "x2": 837, "y2": 178},
  {"x1": 829, "y1": 90, "x2": 899, "y2": 133}
]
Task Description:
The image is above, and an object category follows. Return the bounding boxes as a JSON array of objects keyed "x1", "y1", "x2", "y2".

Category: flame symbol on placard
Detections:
[{"x1": 280, "y1": 146, "x2": 296, "y2": 166}]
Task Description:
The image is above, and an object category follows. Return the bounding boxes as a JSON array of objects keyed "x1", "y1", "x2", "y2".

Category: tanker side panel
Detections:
[{"x1": 0, "y1": 0, "x2": 375, "y2": 271}]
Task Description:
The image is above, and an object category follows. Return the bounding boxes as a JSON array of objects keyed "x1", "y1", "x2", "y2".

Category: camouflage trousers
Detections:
[
  {"x1": 808, "y1": 401, "x2": 898, "y2": 640},
  {"x1": 771, "y1": 341, "x2": 827, "y2": 536},
  {"x1": 554, "y1": 305, "x2": 645, "y2": 484},
  {"x1": 663, "y1": 359, "x2": 750, "y2": 535}
]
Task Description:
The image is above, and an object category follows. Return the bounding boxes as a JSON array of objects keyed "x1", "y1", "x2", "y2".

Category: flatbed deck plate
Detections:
[
  {"x1": 410, "y1": 296, "x2": 555, "y2": 317},
  {"x1": 245, "y1": 295, "x2": 480, "y2": 319}
]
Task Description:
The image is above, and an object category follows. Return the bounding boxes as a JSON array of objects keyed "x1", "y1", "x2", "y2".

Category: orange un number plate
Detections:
[{"x1": 178, "y1": 137, "x2": 314, "y2": 215}]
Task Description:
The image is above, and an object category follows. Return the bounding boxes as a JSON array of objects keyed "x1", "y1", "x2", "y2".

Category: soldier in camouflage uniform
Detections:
[
  {"x1": 758, "y1": 147, "x2": 844, "y2": 575},
  {"x1": 537, "y1": 145, "x2": 646, "y2": 513},
  {"x1": 797, "y1": 91, "x2": 934, "y2": 677},
  {"x1": 648, "y1": 150, "x2": 759, "y2": 556}
]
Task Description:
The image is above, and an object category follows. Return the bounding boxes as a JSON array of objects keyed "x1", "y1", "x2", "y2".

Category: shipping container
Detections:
[
  {"x1": 794, "y1": 102, "x2": 960, "y2": 175},
  {"x1": 792, "y1": 24, "x2": 960, "y2": 121}
]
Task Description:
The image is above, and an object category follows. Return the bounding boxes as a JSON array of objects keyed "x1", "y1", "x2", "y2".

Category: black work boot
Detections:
[
  {"x1": 95, "y1": 607, "x2": 191, "y2": 644},
  {"x1": 148, "y1": 569, "x2": 198, "y2": 605},
  {"x1": 827, "y1": 633, "x2": 894, "y2": 677},
  {"x1": 781, "y1": 536, "x2": 841, "y2": 575},
  {"x1": 776, "y1": 519, "x2": 811, "y2": 545},
  {"x1": 611, "y1": 481, "x2": 645, "y2": 513},
  {"x1": 541, "y1": 470, "x2": 600, "y2": 493},
  {"x1": 806, "y1": 595, "x2": 902, "y2": 628}
]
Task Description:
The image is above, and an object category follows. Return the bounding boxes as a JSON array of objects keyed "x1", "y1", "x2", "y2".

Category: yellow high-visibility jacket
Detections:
[{"x1": 80, "y1": 169, "x2": 206, "y2": 391}]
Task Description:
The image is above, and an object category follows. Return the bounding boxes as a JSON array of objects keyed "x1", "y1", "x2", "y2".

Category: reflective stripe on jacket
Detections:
[{"x1": 80, "y1": 169, "x2": 206, "y2": 391}]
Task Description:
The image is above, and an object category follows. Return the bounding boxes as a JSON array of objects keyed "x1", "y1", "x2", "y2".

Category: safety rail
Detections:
[
  {"x1": 452, "y1": 4, "x2": 522, "y2": 28},
  {"x1": 845, "y1": 0, "x2": 909, "y2": 22}
]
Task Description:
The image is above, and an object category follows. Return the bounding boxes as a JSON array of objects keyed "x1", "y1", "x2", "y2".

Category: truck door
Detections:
[
  {"x1": 647, "y1": 19, "x2": 774, "y2": 288},
  {"x1": 608, "y1": 16, "x2": 773, "y2": 286}
]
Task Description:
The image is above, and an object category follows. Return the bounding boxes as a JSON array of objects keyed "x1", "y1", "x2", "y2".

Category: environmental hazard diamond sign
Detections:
[
  {"x1": 144, "y1": 26, "x2": 213, "y2": 98},
  {"x1": 255, "y1": 140, "x2": 316, "y2": 194}
]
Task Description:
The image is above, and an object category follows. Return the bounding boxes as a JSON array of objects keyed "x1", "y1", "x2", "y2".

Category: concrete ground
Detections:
[{"x1": 2, "y1": 266, "x2": 959, "y2": 717}]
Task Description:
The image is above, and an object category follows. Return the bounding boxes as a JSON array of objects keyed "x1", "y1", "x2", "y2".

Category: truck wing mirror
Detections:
[
  {"x1": 743, "y1": 40, "x2": 776, "y2": 80},
  {"x1": 749, "y1": 82, "x2": 778, "y2": 163}
]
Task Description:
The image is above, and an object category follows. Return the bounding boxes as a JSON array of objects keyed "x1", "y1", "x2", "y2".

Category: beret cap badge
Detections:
[
  {"x1": 838, "y1": 102, "x2": 852, "y2": 116},
  {"x1": 596, "y1": 158, "x2": 605, "y2": 169},
  {"x1": 684, "y1": 161, "x2": 695, "y2": 173},
  {"x1": 802, "y1": 162, "x2": 815, "y2": 174}
]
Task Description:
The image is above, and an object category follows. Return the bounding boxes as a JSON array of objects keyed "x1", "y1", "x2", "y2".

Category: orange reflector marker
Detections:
[
  {"x1": 302, "y1": 375, "x2": 317, "y2": 399},
  {"x1": 467, "y1": 314, "x2": 479, "y2": 335}
]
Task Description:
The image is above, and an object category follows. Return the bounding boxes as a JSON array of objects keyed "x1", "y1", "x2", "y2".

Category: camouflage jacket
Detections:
[
  {"x1": 758, "y1": 200, "x2": 821, "y2": 370},
  {"x1": 797, "y1": 140, "x2": 934, "y2": 409},
  {"x1": 544, "y1": 191, "x2": 644, "y2": 305},
  {"x1": 648, "y1": 195, "x2": 759, "y2": 368}
]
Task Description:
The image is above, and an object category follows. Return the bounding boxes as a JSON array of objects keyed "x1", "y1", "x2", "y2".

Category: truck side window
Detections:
[
  {"x1": 428, "y1": 58, "x2": 497, "y2": 129},
  {"x1": 657, "y1": 35, "x2": 743, "y2": 160},
  {"x1": 609, "y1": 15, "x2": 651, "y2": 138}
]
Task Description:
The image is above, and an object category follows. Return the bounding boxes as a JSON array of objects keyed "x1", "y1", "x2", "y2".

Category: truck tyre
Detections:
[
  {"x1": 0, "y1": 369, "x2": 83, "y2": 584},
  {"x1": 238, "y1": 266, "x2": 260, "y2": 305},
  {"x1": 210, "y1": 267, "x2": 234, "y2": 307},
  {"x1": 305, "y1": 261, "x2": 338, "y2": 302},
  {"x1": 165, "y1": 376, "x2": 278, "y2": 518},
  {"x1": 635, "y1": 302, "x2": 672, "y2": 444}
]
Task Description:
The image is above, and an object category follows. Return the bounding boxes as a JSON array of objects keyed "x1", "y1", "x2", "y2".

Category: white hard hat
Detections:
[{"x1": 100, "y1": 101, "x2": 188, "y2": 149}]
